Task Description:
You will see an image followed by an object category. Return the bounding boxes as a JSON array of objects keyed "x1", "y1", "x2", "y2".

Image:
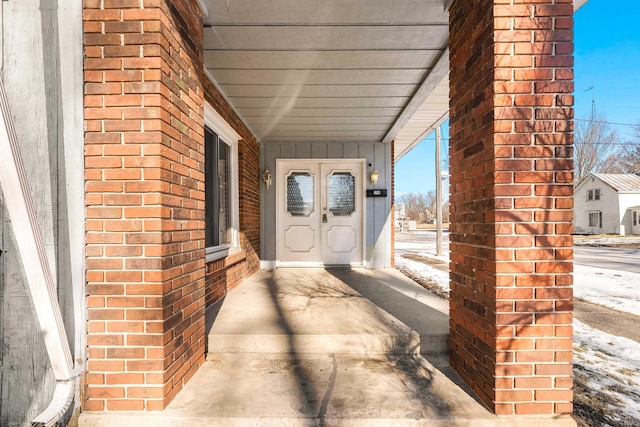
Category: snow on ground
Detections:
[
  {"x1": 396, "y1": 231, "x2": 640, "y2": 424},
  {"x1": 574, "y1": 320, "x2": 640, "y2": 423},
  {"x1": 575, "y1": 236, "x2": 640, "y2": 247},
  {"x1": 574, "y1": 264, "x2": 640, "y2": 316},
  {"x1": 398, "y1": 232, "x2": 640, "y2": 317},
  {"x1": 394, "y1": 254, "x2": 450, "y2": 291},
  {"x1": 395, "y1": 234, "x2": 449, "y2": 263}
]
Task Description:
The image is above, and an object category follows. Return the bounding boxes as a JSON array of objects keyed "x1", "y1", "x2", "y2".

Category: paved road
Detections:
[
  {"x1": 574, "y1": 246, "x2": 640, "y2": 274},
  {"x1": 396, "y1": 231, "x2": 640, "y2": 274},
  {"x1": 396, "y1": 231, "x2": 640, "y2": 343},
  {"x1": 394, "y1": 230, "x2": 449, "y2": 257}
]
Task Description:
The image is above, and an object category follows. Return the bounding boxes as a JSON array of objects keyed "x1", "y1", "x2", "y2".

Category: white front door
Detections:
[{"x1": 276, "y1": 159, "x2": 364, "y2": 267}]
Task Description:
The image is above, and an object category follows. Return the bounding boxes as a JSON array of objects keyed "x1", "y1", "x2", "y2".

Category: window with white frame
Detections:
[
  {"x1": 205, "y1": 127, "x2": 231, "y2": 247},
  {"x1": 204, "y1": 103, "x2": 240, "y2": 262},
  {"x1": 587, "y1": 189, "x2": 593, "y2": 201},
  {"x1": 634, "y1": 210, "x2": 638, "y2": 227},
  {"x1": 588, "y1": 211, "x2": 602, "y2": 228}
]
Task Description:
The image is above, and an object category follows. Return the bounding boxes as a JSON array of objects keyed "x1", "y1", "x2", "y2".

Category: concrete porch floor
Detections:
[{"x1": 79, "y1": 268, "x2": 575, "y2": 426}]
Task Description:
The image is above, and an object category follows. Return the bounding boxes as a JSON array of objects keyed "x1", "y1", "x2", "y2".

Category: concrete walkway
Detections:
[{"x1": 80, "y1": 268, "x2": 574, "y2": 426}]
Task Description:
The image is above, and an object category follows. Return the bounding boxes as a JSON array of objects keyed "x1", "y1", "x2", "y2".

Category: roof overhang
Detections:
[
  {"x1": 201, "y1": 0, "x2": 586, "y2": 162},
  {"x1": 575, "y1": 0, "x2": 589, "y2": 11},
  {"x1": 201, "y1": 0, "x2": 450, "y2": 157}
]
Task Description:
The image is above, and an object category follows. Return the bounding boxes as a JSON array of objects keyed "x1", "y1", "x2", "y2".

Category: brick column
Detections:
[
  {"x1": 449, "y1": 0, "x2": 574, "y2": 416},
  {"x1": 83, "y1": 0, "x2": 206, "y2": 411}
]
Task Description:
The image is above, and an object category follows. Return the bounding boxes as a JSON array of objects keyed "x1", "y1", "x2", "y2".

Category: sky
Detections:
[{"x1": 395, "y1": 0, "x2": 640, "y2": 197}]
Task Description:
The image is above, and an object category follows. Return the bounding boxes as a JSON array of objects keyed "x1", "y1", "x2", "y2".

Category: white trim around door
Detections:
[{"x1": 276, "y1": 159, "x2": 366, "y2": 268}]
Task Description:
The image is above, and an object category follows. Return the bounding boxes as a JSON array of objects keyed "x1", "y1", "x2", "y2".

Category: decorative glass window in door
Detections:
[
  {"x1": 287, "y1": 172, "x2": 314, "y2": 216},
  {"x1": 328, "y1": 172, "x2": 355, "y2": 216}
]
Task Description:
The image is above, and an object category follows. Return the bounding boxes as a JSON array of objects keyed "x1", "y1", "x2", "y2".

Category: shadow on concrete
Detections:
[
  {"x1": 264, "y1": 272, "x2": 320, "y2": 424},
  {"x1": 326, "y1": 268, "x2": 481, "y2": 405},
  {"x1": 205, "y1": 296, "x2": 225, "y2": 349},
  {"x1": 326, "y1": 268, "x2": 449, "y2": 356},
  {"x1": 323, "y1": 268, "x2": 454, "y2": 419},
  {"x1": 259, "y1": 268, "x2": 454, "y2": 423}
]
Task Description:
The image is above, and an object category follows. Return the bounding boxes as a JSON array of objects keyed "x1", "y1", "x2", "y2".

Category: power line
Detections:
[
  {"x1": 574, "y1": 118, "x2": 638, "y2": 128},
  {"x1": 575, "y1": 142, "x2": 638, "y2": 146}
]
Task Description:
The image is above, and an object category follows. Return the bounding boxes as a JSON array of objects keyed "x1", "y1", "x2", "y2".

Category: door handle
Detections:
[{"x1": 322, "y1": 213, "x2": 328, "y2": 223}]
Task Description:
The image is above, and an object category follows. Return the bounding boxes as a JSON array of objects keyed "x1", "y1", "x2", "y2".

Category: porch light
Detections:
[
  {"x1": 262, "y1": 169, "x2": 272, "y2": 190},
  {"x1": 370, "y1": 169, "x2": 380, "y2": 185}
]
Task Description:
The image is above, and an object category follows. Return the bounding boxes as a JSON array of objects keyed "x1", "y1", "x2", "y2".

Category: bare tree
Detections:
[
  {"x1": 442, "y1": 200, "x2": 450, "y2": 223},
  {"x1": 574, "y1": 113, "x2": 620, "y2": 185},
  {"x1": 400, "y1": 193, "x2": 430, "y2": 222},
  {"x1": 614, "y1": 122, "x2": 640, "y2": 174},
  {"x1": 425, "y1": 191, "x2": 436, "y2": 219}
]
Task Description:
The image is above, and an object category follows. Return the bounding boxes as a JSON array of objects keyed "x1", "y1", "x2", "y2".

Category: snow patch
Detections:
[
  {"x1": 396, "y1": 231, "x2": 640, "y2": 424},
  {"x1": 574, "y1": 319, "x2": 640, "y2": 422},
  {"x1": 394, "y1": 254, "x2": 450, "y2": 291},
  {"x1": 574, "y1": 264, "x2": 640, "y2": 316}
]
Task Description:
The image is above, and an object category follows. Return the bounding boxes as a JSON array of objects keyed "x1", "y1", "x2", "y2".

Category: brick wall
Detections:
[
  {"x1": 83, "y1": 0, "x2": 259, "y2": 411},
  {"x1": 449, "y1": 0, "x2": 574, "y2": 416}
]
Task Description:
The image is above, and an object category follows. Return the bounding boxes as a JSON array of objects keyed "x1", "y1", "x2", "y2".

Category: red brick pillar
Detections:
[
  {"x1": 83, "y1": 0, "x2": 206, "y2": 411},
  {"x1": 449, "y1": 0, "x2": 574, "y2": 416}
]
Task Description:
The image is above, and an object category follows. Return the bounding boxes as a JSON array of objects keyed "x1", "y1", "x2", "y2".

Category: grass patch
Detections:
[
  {"x1": 616, "y1": 367, "x2": 638, "y2": 377},
  {"x1": 573, "y1": 364, "x2": 640, "y2": 426}
]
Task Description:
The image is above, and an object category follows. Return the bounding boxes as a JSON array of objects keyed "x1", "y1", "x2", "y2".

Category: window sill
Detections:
[
  {"x1": 206, "y1": 244, "x2": 231, "y2": 263},
  {"x1": 205, "y1": 244, "x2": 246, "y2": 265}
]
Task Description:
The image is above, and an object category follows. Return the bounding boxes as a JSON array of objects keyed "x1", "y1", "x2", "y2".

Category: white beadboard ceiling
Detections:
[
  {"x1": 201, "y1": 0, "x2": 587, "y2": 161},
  {"x1": 201, "y1": 0, "x2": 451, "y2": 161}
]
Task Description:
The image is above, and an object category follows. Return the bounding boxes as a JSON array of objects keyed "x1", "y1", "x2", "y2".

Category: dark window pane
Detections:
[
  {"x1": 205, "y1": 127, "x2": 216, "y2": 247},
  {"x1": 205, "y1": 126, "x2": 232, "y2": 247},
  {"x1": 218, "y1": 141, "x2": 231, "y2": 244}
]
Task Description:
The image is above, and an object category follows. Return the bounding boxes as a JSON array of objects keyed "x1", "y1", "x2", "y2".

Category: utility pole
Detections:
[
  {"x1": 435, "y1": 125, "x2": 443, "y2": 256},
  {"x1": 586, "y1": 85, "x2": 595, "y2": 121}
]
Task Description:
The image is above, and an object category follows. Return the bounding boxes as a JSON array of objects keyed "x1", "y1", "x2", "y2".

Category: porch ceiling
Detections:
[{"x1": 201, "y1": 0, "x2": 451, "y2": 160}]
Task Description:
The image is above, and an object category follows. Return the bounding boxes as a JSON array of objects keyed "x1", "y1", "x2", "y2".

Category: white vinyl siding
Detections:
[{"x1": 575, "y1": 176, "x2": 640, "y2": 235}]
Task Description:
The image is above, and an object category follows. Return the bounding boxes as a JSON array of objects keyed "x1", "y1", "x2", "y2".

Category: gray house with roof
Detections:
[{"x1": 575, "y1": 174, "x2": 640, "y2": 235}]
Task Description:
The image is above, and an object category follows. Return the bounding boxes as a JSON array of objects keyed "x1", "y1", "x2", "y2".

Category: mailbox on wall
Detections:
[{"x1": 366, "y1": 189, "x2": 387, "y2": 197}]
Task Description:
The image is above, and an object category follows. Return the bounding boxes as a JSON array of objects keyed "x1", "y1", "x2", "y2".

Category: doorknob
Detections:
[{"x1": 322, "y1": 213, "x2": 328, "y2": 223}]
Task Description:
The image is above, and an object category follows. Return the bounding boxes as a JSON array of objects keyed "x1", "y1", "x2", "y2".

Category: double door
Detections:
[{"x1": 276, "y1": 160, "x2": 364, "y2": 266}]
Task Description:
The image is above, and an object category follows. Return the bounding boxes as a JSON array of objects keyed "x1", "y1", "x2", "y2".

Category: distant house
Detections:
[{"x1": 574, "y1": 174, "x2": 640, "y2": 235}]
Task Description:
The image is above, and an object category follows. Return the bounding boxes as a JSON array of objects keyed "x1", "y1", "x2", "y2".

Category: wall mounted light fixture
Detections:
[
  {"x1": 370, "y1": 169, "x2": 380, "y2": 185},
  {"x1": 262, "y1": 169, "x2": 272, "y2": 190}
]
